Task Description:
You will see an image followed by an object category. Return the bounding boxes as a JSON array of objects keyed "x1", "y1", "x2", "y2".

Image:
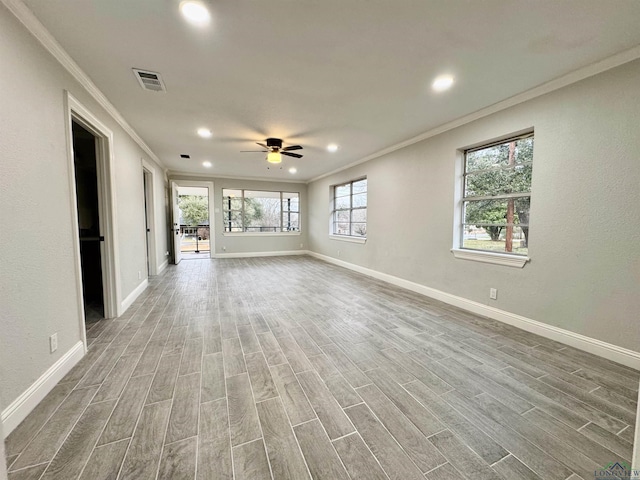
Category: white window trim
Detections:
[
  {"x1": 329, "y1": 234, "x2": 366, "y2": 244},
  {"x1": 451, "y1": 248, "x2": 529, "y2": 268},
  {"x1": 223, "y1": 232, "x2": 301, "y2": 237}
]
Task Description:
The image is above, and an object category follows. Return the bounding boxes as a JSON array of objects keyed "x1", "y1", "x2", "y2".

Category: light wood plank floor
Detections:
[{"x1": 5, "y1": 256, "x2": 638, "y2": 479}]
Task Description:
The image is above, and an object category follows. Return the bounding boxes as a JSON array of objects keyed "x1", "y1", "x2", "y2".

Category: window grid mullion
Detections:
[{"x1": 463, "y1": 193, "x2": 531, "y2": 202}]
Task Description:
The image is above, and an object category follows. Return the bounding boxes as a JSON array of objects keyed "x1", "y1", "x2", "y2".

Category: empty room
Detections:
[{"x1": 1, "y1": 1, "x2": 640, "y2": 479}]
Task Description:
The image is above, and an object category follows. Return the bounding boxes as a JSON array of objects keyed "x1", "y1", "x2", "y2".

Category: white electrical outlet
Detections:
[
  {"x1": 138, "y1": 270, "x2": 142, "y2": 280},
  {"x1": 337, "y1": 250, "x2": 341, "y2": 257},
  {"x1": 223, "y1": 246, "x2": 226, "y2": 251},
  {"x1": 50, "y1": 333, "x2": 58, "y2": 353},
  {"x1": 489, "y1": 288, "x2": 498, "y2": 300}
]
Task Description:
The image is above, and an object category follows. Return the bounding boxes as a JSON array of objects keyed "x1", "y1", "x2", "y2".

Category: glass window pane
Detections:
[
  {"x1": 282, "y1": 197, "x2": 299, "y2": 212},
  {"x1": 334, "y1": 222, "x2": 350, "y2": 235},
  {"x1": 351, "y1": 208, "x2": 366, "y2": 223},
  {"x1": 466, "y1": 136, "x2": 534, "y2": 173},
  {"x1": 282, "y1": 212, "x2": 299, "y2": 231},
  {"x1": 352, "y1": 179, "x2": 367, "y2": 194},
  {"x1": 222, "y1": 197, "x2": 242, "y2": 210},
  {"x1": 335, "y1": 196, "x2": 350, "y2": 209},
  {"x1": 352, "y1": 193, "x2": 367, "y2": 207},
  {"x1": 335, "y1": 184, "x2": 350, "y2": 197},
  {"x1": 223, "y1": 219, "x2": 242, "y2": 232},
  {"x1": 244, "y1": 195, "x2": 281, "y2": 232},
  {"x1": 350, "y1": 223, "x2": 367, "y2": 237},
  {"x1": 466, "y1": 144, "x2": 510, "y2": 172},
  {"x1": 465, "y1": 163, "x2": 532, "y2": 197},
  {"x1": 515, "y1": 137, "x2": 534, "y2": 164},
  {"x1": 464, "y1": 199, "x2": 508, "y2": 226},
  {"x1": 335, "y1": 210, "x2": 350, "y2": 222},
  {"x1": 464, "y1": 198, "x2": 529, "y2": 226},
  {"x1": 462, "y1": 225, "x2": 528, "y2": 256},
  {"x1": 223, "y1": 210, "x2": 243, "y2": 226}
]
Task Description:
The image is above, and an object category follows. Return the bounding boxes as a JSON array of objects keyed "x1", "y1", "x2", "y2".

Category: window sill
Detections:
[
  {"x1": 451, "y1": 248, "x2": 529, "y2": 268},
  {"x1": 329, "y1": 235, "x2": 366, "y2": 244},
  {"x1": 223, "y1": 232, "x2": 301, "y2": 237}
]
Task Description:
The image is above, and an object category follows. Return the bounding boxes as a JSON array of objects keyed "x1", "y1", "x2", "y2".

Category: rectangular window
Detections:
[
  {"x1": 222, "y1": 189, "x2": 300, "y2": 233},
  {"x1": 332, "y1": 178, "x2": 367, "y2": 238},
  {"x1": 461, "y1": 133, "x2": 533, "y2": 256}
]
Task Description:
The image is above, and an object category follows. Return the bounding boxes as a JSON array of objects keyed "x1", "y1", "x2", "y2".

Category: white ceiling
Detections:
[{"x1": 23, "y1": 0, "x2": 640, "y2": 181}]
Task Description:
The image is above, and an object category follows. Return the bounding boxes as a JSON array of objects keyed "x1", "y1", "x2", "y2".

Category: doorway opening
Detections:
[
  {"x1": 142, "y1": 167, "x2": 158, "y2": 275},
  {"x1": 72, "y1": 121, "x2": 104, "y2": 327},
  {"x1": 171, "y1": 180, "x2": 214, "y2": 264},
  {"x1": 177, "y1": 186, "x2": 210, "y2": 260}
]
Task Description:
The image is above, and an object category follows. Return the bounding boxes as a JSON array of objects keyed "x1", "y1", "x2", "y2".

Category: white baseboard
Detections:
[
  {"x1": 308, "y1": 251, "x2": 640, "y2": 370},
  {"x1": 119, "y1": 278, "x2": 148, "y2": 316},
  {"x1": 157, "y1": 259, "x2": 169, "y2": 274},
  {"x1": 2, "y1": 341, "x2": 84, "y2": 437},
  {"x1": 213, "y1": 250, "x2": 308, "y2": 259}
]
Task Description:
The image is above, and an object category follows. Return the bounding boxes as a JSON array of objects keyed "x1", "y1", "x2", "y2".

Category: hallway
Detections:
[{"x1": 4, "y1": 256, "x2": 638, "y2": 479}]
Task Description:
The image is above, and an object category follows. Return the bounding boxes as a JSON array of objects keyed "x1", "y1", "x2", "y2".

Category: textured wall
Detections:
[
  {"x1": 0, "y1": 5, "x2": 165, "y2": 410},
  {"x1": 170, "y1": 176, "x2": 309, "y2": 255},
  {"x1": 0, "y1": 402, "x2": 6, "y2": 479},
  {"x1": 309, "y1": 59, "x2": 640, "y2": 352}
]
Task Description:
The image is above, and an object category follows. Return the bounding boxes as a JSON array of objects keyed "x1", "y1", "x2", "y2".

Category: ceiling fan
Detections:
[{"x1": 241, "y1": 138, "x2": 303, "y2": 164}]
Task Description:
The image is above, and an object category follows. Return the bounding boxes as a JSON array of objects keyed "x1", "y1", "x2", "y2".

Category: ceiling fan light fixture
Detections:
[{"x1": 267, "y1": 151, "x2": 282, "y2": 164}]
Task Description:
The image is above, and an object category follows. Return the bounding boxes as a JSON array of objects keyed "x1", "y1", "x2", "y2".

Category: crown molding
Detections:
[
  {"x1": 2, "y1": 0, "x2": 165, "y2": 169},
  {"x1": 168, "y1": 170, "x2": 307, "y2": 184},
  {"x1": 308, "y1": 44, "x2": 640, "y2": 184}
]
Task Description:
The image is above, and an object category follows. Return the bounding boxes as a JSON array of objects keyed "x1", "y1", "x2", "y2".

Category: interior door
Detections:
[
  {"x1": 171, "y1": 181, "x2": 182, "y2": 264},
  {"x1": 143, "y1": 171, "x2": 150, "y2": 274}
]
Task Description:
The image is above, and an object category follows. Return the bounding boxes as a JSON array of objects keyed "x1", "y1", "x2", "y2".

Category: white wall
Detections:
[
  {"x1": 308, "y1": 59, "x2": 640, "y2": 353},
  {"x1": 0, "y1": 404, "x2": 6, "y2": 480},
  {"x1": 171, "y1": 176, "x2": 308, "y2": 256},
  {"x1": 0, "y1": 4, "x2": 166, "y2": 417}
]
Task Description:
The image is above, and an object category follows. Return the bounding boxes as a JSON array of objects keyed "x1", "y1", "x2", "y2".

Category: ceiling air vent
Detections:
[{"x1": 132, "y1": 68, "x2": 166, "y2": 92}]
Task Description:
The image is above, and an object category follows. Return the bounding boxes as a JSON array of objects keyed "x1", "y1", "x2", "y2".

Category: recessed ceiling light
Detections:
[
  {"x1": 202, "y1": 161, "x2": 212, "y2": 168},
  {"x1": 197, "y1": 128, "x2": 212, "y2": 138},
  {"x1": 432, "y1": 75, "x2": 454, "y2": 92},
  {"x1": 289, "y1": 167, "x2": 297, "y2": 174},
  {"x1": 180, "y1": 1, "x2": 210, "y2": 25},
  {"x1": 327, "y1": 144, "x2": 339, "y2": 152}
]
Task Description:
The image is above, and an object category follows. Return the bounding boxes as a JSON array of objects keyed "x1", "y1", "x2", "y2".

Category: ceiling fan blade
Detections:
[
  {"x1": 240, "y1": 150, "x2": 267, "y2": 153},
  {"x1": 282, "y1": 152, "x2": 303, "y2": 158},
  {"x1": 256, "y1": 142, "x2": 268, "y2": 149},
  {"x1": 282, "y1": 145, "x2": 303, "y2": 151}
]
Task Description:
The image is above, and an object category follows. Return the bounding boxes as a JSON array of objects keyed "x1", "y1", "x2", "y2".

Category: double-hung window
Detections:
[
  {"x1": 332, "y1": 178, "x2": 367, "y2": 238},
  {"x1": 461, "y1": 133, "x2": 533, "y2": 256},
  {"x1": 222, "y1": 189, "x2": 299, "y2": 233}
]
